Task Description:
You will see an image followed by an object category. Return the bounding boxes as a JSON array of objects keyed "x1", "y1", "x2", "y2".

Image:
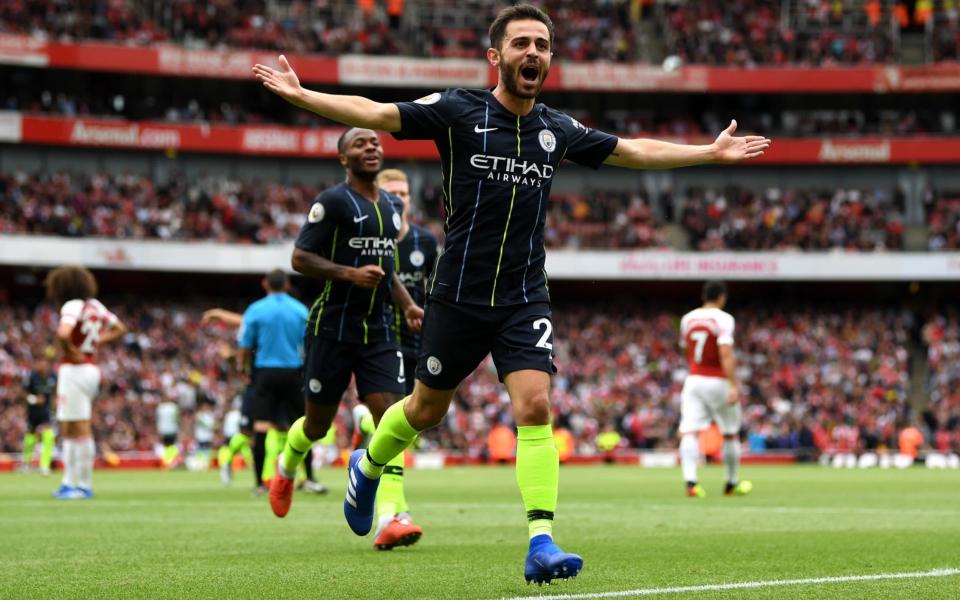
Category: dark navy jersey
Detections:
[
  {"x1": 392, "y1": 223, "x2": 439, "y2": 356},
  {"x1": 24, "y1": 371, "x2": 57, "y2": 404},
  {"x1": 295, "y1": 182, "x2": 404, "y2": 344},
  {"x1": 393, "y1": 88, "x2": 619, "y2": 306}
]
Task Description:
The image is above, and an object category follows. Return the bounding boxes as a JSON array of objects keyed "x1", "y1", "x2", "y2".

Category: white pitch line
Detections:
[{"x1": 503, "y1": 568, "x2": 960, "y2": 599}]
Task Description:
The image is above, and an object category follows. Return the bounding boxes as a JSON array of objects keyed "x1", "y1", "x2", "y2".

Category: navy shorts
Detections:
[
  {"x1": 304, "y1": 336, "x2": 405, "y2": 405},
  {"x1": 415, "y1": 298, "x2": 556, "y2": 390},
  {"x1": 27, "y1": 405, "x2": 51, "y2": 431},
  {"x1": 402, "y1": 352, "x2": 418, "y2": 396}
]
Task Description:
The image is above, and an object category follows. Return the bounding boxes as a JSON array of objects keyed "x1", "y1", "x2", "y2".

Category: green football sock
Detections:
[
  {"x1": 217, "y1": 445, "x2": 231, "y2": 468},
  {"x1": 40, "y1": 429, "x2": 55, "y2": 470},
  {"x1": 516, "y1": 424, "x2": 558, "y2": 539},
  {"x1": 360, "y1": 413, "x2": 376, "y2": 436},
  {"x1": 262, "y1": 429, "x2": 286, "y2": 482},
  {"x1": 279, "y1": 418, "x2": 314, "y2": 478},
  {"x1": 361, "y1": 398, "x2": 419, "y2": 478},
  {"x1": 163, "y1": 444, "x2": 179, "y2": 467},
  {"x1": 22, "y1": 432, "x2": 36, "y2": 465},
  {"x1": 377, "y1": 452, "x2": 406, "y2": 521},
  {"x1": 227, "y1": 433, "x2": 248, "y2": 459}
]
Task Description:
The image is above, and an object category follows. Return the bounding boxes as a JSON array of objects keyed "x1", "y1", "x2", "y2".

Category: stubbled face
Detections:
[
  {"x1": 340, "y1": 129, "x2": 383, "y2": 181},
  {"x1": 380, "y1": 179, "x2": 411, "y2": 214},
  {"x1": 492, "y1": 20, "x2": 552, "y2": 100}
]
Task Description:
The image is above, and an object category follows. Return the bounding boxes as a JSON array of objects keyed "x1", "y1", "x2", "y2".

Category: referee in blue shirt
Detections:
[{"x1": 237, "y1": 269, "x2": 309, "y2": 492}]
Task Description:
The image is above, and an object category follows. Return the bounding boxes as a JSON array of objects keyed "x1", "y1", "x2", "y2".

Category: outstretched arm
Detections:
[
  {"x1": 603, "y1": 120, "x2": 771, "y2": 169},
  {"x1": 201, "y1": 309, "x2": 243, "y2": 328},
  {"x1": 252, "y1": 55, "x2": 401, "y2": 132}
]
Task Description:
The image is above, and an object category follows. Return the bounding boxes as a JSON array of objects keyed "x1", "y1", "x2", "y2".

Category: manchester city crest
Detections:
[
  {"x1": 538, "y1": 129, "x2": 557, "y2": 153},
  {"x1": 410, "y1": 250, "x2": 425, "y2": 267}
]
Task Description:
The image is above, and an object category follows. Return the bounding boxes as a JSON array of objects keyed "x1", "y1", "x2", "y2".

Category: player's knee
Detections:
[
  {"x1": 513, "y1": 394, "x2": 550, "y2": 426},
  {"x1": 303, "y1": 415, "x2": 332, "y2": 440},
  {"x1": 405, "y1": 396, "x2": 447, "y2": 429},
  {"x1": 363, "y1": 393, "x2": 396, "y2": 423}
]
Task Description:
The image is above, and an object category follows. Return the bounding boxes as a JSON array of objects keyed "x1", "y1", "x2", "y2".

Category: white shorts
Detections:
[
  {"x1": 56, "y1": 363, "x2": 101, "y2": 422},
  {"x1": 678, "y1": 375, "x2": 741, "y2": 435}
]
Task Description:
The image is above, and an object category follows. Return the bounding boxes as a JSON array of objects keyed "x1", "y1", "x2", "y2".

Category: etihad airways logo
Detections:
[
  {"x1": 348, "y1": 237, "x2": 397, "y2": 257},
  {"x1": 470, "y1": 154, "x2": 554, "y2": 187}
]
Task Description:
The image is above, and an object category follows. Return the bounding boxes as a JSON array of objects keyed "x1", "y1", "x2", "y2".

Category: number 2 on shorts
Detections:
[{"x1": 533, "y1": 318, "x2": 553, "y2": 350}]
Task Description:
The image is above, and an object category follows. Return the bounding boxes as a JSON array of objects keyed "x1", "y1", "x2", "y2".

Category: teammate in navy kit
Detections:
[
  {"x1": 376, "y1": 169, "x2": 438, "y2": 395},
  {"x1": 254, "y1": 3, "x2": 770, "y2": 583},
  {"x1": 267, "y1": 128, "x2": 424, "y2": 525}
]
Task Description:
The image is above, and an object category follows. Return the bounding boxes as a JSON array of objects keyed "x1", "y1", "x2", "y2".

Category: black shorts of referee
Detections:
[{"x1": 252, "y1": 368, "x2": 305, "y2": 430}]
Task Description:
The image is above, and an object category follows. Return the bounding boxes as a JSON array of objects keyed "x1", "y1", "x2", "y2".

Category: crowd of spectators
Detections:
[
  {"x1": 924, "y1": 188, "x2": 960, "y2": 251},
  {"x1": 546, "y1": 190, "x2": 668, "y2": 249},
  {"x1": 663, "y1": 0, "x2": 897, "y2": 66},
  {"x1": 0, "y1": 171, "x2": 333, "y2": 244},
  {"x1": 1, "y1": 91, "x2": 336, "y2": 129},
  {"x1": 0, "y1": 299, "x2": 920, "y2": 459},
  {"x1": 7, "y1": 0, "x2": 955, "y2": 65},
  {"x1": 679, "y1": 186, "x2": 906, "y2": 251},
  {"x1": 3, "y1": 171, "x2": 950, "y2": 253},
  {"x1": 922, "y1": 311, "x2": 960, "y2": 454}
]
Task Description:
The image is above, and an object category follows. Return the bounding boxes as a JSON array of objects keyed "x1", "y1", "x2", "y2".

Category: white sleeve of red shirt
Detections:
[
  {"x1": 717, "y1": 312, "x2": 735, "y2": 346},
  {"x1": 59, "y1": 299, "x2": 85, "y2": 328}
]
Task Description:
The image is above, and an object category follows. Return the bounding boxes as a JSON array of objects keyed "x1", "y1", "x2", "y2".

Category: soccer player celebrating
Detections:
[
  {"x1": 357, "y1": 168, "x2": 438, "y2": 549},
  {"x1": 20, "y1": 356, "x2": 57, "y2": 475},
  {"x1": 254, "y1": 4, "x2": 769, "y2": 583},
  {"x1": 45, "y1": 265, "x2": 127, "y2": 499},
  {"x1": 266, "y1": 129, "x2": 424, "y2": 529},
  {"x1": 678, "y1": 281, "x2": 752, "y2": 498}
]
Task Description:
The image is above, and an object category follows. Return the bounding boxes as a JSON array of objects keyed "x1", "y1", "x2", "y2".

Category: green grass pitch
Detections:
[{"x1": 2, "y1": 465, "x2": 959, "y2": 599}]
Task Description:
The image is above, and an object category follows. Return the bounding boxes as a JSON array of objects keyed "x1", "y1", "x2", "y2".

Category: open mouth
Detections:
[
  {"x1": 363, "y1": 156, "x2": 380, "y2": 167},
  {"x1": 520, "y1": 65, "x2": 540, "y2": 83}
]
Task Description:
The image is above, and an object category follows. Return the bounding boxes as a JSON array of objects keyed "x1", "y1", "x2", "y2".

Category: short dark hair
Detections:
[
  {"x1": 337, "y1": 128, "x2": 358, "y2": 155},
  {"x1": 702, "y1": 280, "x2": 728, "y2": 303},
  {"x1": 266, "y1": 269, "x2": 288, "y2": 291},
  {"x1": 488, "y1": 4, "x2": 554, "y2": 51},
  {"x1": 45, "y1": 265, "x2": 97, "y2": 305}
]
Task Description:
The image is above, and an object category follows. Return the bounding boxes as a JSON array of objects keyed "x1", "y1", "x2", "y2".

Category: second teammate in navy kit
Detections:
[
  {"x1": 377, "y1": 169, "x2": 438, "y2": 396},
  {"x1": 254, "y1": 3, "x2": 771, "y2": 583}
]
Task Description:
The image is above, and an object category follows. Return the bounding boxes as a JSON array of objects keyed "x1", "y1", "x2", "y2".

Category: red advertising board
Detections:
[
  {"x1": 4, "y1": 113, "x2": 959, "y2": 164},
  {"x1": 4, "y1": 34, "x2": 960, "y2": 93},
  {"x1": 0, "y1": 112, "x2": 960, "y2": 165},
  {"x1": 13, "y1": 114, "x2": 438, "y2": 158}
]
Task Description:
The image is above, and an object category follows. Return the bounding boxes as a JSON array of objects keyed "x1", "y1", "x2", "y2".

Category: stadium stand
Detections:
[
  {"x1": 6, "y1": 171, "x2": 950, "y2": 252},
  {"x1": 0, "y1": 300, "x2": 916, "y2": 457},
  {"x1": 678, "y1": 186, "x2": 907, "y2": 251},
  {"x1": 5, "y1": 84, "x2": 957, "y2": 137},
  {"x1": 922, "y1": 311, "x2": 960, "y2": 453},
  {"x1": 0, "y1": 0, "x2": 936, "y2": 65},
  {"x1": 924, "y1": 188, "x2": 960, "y2": 250}
]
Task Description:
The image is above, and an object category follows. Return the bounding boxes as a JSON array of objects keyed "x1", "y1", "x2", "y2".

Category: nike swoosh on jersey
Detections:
[
  {"x1": 353, "y1": 215, "x2": 369, "y2": 223},
  {"x1": 474, "y1": 124, "x2": 498, "y2": 133}
]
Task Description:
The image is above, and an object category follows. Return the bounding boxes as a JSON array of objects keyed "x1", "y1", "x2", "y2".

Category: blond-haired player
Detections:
[{"x1": 678, "y1": 280, "x2": 752, "y2": 498}]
